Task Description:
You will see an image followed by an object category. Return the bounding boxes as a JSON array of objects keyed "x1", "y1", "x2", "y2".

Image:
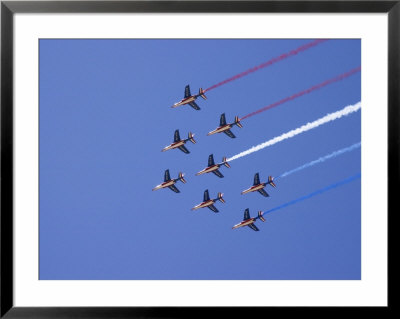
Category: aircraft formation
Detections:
[
  {"x1": 150, "y1": 39, "x2": 361, "y2": 233},
  {"x1": 153, "y1": 84, "x2": 276, "y2": 232}
]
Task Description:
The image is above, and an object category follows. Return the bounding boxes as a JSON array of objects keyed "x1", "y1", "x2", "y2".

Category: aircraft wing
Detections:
[
  {"x1": 212, "y1": 169, "x2": 224, "y2": 178},
  {"x1": 257, "y1": 188, "x2": 270, "y2": 197},
  {"x1": 208, "y1": 154, "x2": 215, "y2": 166},
  {"x1": 178, "y1": 145, "x2": 190, "y2": 154},
  {"x1": 254, "y1": 173, "x2": 260, "y2": 185},
  {"x1": 189, "y1": 101, "x2": 201, "y2": 110},
  {"x1": 208, "y1": 204, "x2": 219, "y2": 213},
  {"x1": 223, "y1": 129, "x2": 236, "y2": 138},
  {"x1": 248, "y1": 223, "x2": 260, "y2": 231},
  {"x1": 243, "y1": 208, "x2": 250, "y2": 220},
  {"x1": 184, "y1": 85, "x2": 191, "y2": 98},
  {"x1": 203, "y1": 189, "x2": 210, "y2": 201},
  {"x1": 220, "y1": 113, "x2": 227, "y2": 126},
  {"x1": 174, "y1": 129, "x2": 181, "y2": 142},
  {"x1": 164, "y1": 169, "x2": 171, "y2": 182},
  {"x1": 168, "y1": 184, "x2": 180, "y2": 193}
]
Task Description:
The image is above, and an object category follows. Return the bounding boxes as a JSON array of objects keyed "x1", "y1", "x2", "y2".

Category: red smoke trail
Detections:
[
  {"x1": 204, "y1": 39, "x2": 328, "y2": 93},
  {"x1": 240, "y1": 66, "x2": 361, "y2": 120}
]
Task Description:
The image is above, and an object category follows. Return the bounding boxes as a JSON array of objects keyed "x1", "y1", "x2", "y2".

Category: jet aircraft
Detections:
[
  {"x1": 191, "y1": 189, "x2": 225, "y2": 213},
  {"x1": 162, "y1": 129, "x2": 196, "y2": 154},
  {"x1": 195, "y1": 154, "x2": 230, "y2": 178},
  {"x1": 172, "y1": 85, "x2": 207, "y2": 110},
  {"x1": 152, "y1": 169, "x2": 186, "y2": 193},
  {"x1": 207, "y1": 113, "x2": 243, "y2": 138},
  {"x1": 241, "y1": 173, "x2": 276, "y2": 197},
  {"x1": 232, "y1": 208, "x2": 266, "y2": 231}
]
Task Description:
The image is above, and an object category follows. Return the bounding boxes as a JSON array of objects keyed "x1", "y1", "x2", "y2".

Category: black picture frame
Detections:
[{"x1": 1, "y1": 1, "x2": 395, "y2": 317}]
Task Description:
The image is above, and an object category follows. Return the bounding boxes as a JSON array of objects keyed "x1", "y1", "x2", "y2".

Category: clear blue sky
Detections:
[{"x1": 39, "y1": 39, "x2": 361, "y2": 280}]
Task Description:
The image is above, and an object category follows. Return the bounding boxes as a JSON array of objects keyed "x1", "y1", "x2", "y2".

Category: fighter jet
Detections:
[
  {"x1": 195, "y1": 154, "x2": 230, "y2": 178},
  {"x1": 162, "y1": 129, "x2": 196, "y2": 154},
  {"x1": 152, "y1": 169, "x2": 186, "y2": 193},
  {"x1": 207, "y1": 113, "x2": 242, "y2": 138},
  {"x1": 241, "y1": 173, "x2": 276, "y2": 197},
  {"x1": 232, "y1": 208, "x2": 266, "y2": 231},
  {"x1": 191, "y1": 189, "x2": 225, "y2": 213},
  {"x1": 172, "y1": 85, "x2": 207, "y2": 110}
]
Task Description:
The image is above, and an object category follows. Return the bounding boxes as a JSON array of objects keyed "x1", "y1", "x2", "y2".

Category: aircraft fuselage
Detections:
[
  {"x1": 241, "y1": 183, "x2": 267, "y2": 194},
  {"x1": 232, "y1": 218, "x2": 256, "y2": 229},
  {"x1": 162, "y1": 140, "x2": 185, "y2": 152},
  {"x1": 196, "y1": 164, "x2": 220, "y2": 176},
  {"x1": 152, "y1": 179, "x2": 176, "y2": 191},
  {"x1": 191, "y1": 199, "x2": 215, "y2": 210},
  {"x1": 173, "y1": 95, "x2": 196, "y2": 108},
  {"x1": 207, "y1": 124, "x2": 233, "y2": 136}
]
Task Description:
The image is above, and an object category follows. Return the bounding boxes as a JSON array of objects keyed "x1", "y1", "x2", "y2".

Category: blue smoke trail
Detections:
[
  {"x1": 276, "y1": 142, "x2": 360, "y2": 179},
  {"x1": 261, "y1": 173, "x2": 361, "y2": 217}
]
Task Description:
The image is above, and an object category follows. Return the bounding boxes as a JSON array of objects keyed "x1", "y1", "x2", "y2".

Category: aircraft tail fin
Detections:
[
  {"x1": 178, "y1": 172, "x2": 186, "y2": 184},
  {"x1": 199, "y1": 88, "x2": 207, "y2": 100},
  {"x1": 188, "y1": 132, "x2": 196, "y2": 144},
  {"x1": 222, "y1": 157, "x2": 231, "y2": 168},
  {"x1": 258, "y1": 211, "x2": 266, "y2": 222},
  {"x1": 235, "y1": 116, "x2": 243, "y2": 128},
  {"x1": 217, "y1": 192, "x2": 225, "y2": 203},
  {"x1": 268, "y1": 176, "x2": 276, "y2": 188}
]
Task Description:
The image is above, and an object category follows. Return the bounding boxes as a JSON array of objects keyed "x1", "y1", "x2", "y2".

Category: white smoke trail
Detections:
[
  {"x1": 227, "y1": 101, "x2": 361, "y2": 162},
  {"x1": 277, "y1": 142, "x2": 361, "y2": 178}
]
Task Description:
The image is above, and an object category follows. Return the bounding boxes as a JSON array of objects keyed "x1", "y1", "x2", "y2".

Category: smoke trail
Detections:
[
  {"x1": 259, "y1": 173, "x2": 361, "y2": 217},
  {"x1": 227, "y1": 102, "x2": 361, "y2": 162},
  {"x1": 204, "y1": 39, "x2": 328, "y2": 93},
  {"x1": 276, "y1": 142, "x2": 361, "y2": 179},
  {"x1": 241, "y1": 66, "x2": 361, "y2": 120}
]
